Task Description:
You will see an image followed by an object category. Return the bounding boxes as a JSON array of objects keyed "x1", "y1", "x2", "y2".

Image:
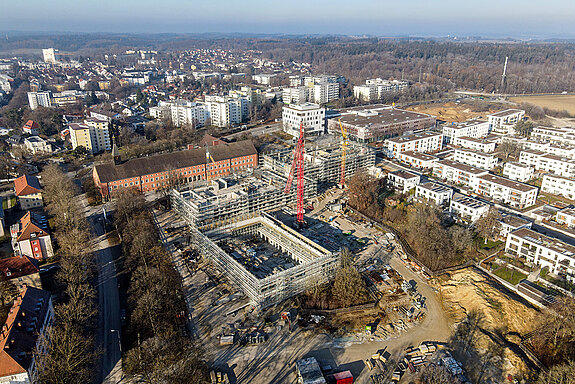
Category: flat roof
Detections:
[
  {"x1": 511, "y1": 227, "x2": 575, "y2": 256},
  {"x1": 489, "y1": 109, "x2": 524, "y2": 118},
  {"x1": 455, "y1": 136, "x2": 495, "y2": 144},
  {"x1": 478, "y1": 174, "x2": 538, "y2": 192},
  {"x1": 418, "y1": 181, "x2": 452, "y2": 194},
  {"x1": 387, "y1": 131, "x2": 442, "y2": 144},
  {"x1": 389, "y1": 170, "x2": 419, "y2": 180},
  {"x1": 454, "y1": 148, "x2": 496, "y2": 157},
  {"x1": 336, "y1": 105, "x2": 435, "y2": 128},
  {"x1": 436, "y1": 159, "x2": 489, "y2": 175},
  {"x1": 400, "y1": 151, "x2": 438, "y2": 161},
  {"x1": 451, "y1": 195, "x2": 490, "y2": 209}
]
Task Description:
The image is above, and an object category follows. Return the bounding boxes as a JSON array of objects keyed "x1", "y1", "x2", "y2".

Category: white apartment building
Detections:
[
  {"x1": 387, "y1": 170, "x2": 420, "y2": 193},
  {"x1": 505, "y1": 228, "x2": 575, "y2": 282},
  {"x1": 432, "y1": 159, "x2": 489, "y2": 190},
  {"x1": 556, "y1": 208, "x2": 575, "y2": 228},
  {"x1": 532, "y1": 126, "x2": 575, "y2": 147},
  {"x1": 519, "y1": 150, "x2": 575, "y2": 178},
  {"x1": 442, "y1": 120, "x2": 490, "y2": 144},
  {"x1": 282, "y1": 87, "x2": 307, "y2": 105},
  {"x1": 27, "y1": 91, "x2": 52, "y2": 110},
  {"x1": 476, "y1": 174, "x2": 538, "y2": 208},
  {"x1": 385, "y1": 131, "x2": 443, "y2": 158},
  {"x1": 205, "y1": 95, "x2": 248, "y2": 128},
  {"x1": 452, "y1": 136, "x2": 497, "y2": 152},
  {"x1": 252, "y1": 74, "x2": 276, "y2": 85},
  {"x1": 453, "y1": 148, "x2": 498, "y2": 170},
  {"x1": 282, "y1": 103, "x2": 325, "y2": 137},
  {"x1": 353, "y1": 84, "x2": 377, "y2": 102},
  {"x1": 488, "y1": 109, "x2": 525, "y2": 134},
  {"x1": 449, "y1": 195, "x2": 491, "y2": 223},
  {"x1": 415, "y1": 182, "x2": 453, "y2": 206},
  {"x1": 42, "y1": 48, "x2": 58, "y2": 63},
  {"x1": 503, "y1": 162, "x2": 535, "y2": 182},
  {"x1": 353, "y1": 79, "x2": 408, "y2": 102},
  {"x1": 397, "y1": 151, "x2": 439, "y2": 169},
  {"x1": 149, "y1": 104, "x2": 171, "y2": 119},
  {"x1": 168, "y1": 100, "x2": 210, "y2": 127},
  {"x1": 498, "y1": 214, "x2": 532, "y2": 240},
  {"x1": 541, "y1": 173, "x2": 575, "y2": 199},
  {"x1": 312, "y1": 82, "x2": 339, "y2": 104}
]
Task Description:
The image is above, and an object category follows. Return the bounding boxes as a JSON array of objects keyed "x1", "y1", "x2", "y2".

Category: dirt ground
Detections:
[
  {"x1": 440, "y1": 268, "x2": 540, "y2": 379},
  {"x1": 510, "y1": 95, "x2": 575, "y2": 115},
  {"x1": 405, "y1": 102, "x2": 488, "y2": 122}
]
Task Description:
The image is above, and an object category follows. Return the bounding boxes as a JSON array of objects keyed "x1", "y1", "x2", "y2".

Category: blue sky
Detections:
[{"x1": 1, "y1": 0, "x2": 574, "y2": 37}]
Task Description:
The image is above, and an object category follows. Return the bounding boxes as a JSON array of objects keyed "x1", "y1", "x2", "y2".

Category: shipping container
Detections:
[{"x1": 333, "y1": 371, "x2": 353, "y2": 384}]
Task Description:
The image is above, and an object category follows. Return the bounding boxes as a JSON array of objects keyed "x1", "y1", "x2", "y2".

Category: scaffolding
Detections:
[
  {"x1": 262, "y1": 142, "x2": 375, "y2": 188},
  {"x1": 170, "y1": 171, "x2": 318, "y2": 232},
  {"x1": 187, "y1": 212, "x2": 339, "y2": 308}
]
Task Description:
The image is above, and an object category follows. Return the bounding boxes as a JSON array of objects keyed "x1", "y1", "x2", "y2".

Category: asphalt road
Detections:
[{"x1": 82, "y1": 198, "x2": 124, "y2": 384}]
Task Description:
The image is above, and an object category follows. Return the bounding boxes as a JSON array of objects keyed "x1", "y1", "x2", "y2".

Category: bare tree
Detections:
[{"x1": 475, "y1": 207, "x2": 502, "y2": 244}]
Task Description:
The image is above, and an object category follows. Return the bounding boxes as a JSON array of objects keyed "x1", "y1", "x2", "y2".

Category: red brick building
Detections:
[{"x1": 93, "y1": 140, "x2": 258, "y2": 198}]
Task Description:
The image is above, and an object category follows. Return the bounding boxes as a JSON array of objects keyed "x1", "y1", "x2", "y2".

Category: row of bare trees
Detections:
[
  {"x1": 35, "y1": 165, "x2": 97, "y2": 383},
  {"x1": 113, "y1": 190, "x2": 209, "y2": 383}
]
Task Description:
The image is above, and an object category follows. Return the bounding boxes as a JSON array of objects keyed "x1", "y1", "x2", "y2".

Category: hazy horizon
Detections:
[{"x1": 1, "y1": 0, "x2": 575, "y2": 39}]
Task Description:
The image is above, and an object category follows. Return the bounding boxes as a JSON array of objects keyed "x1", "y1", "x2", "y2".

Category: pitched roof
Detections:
[
  {"x1": 22, "y1": 120, "x2": 38, "y2": 131},
  {"x1": 94, "y1": 140, "x2": 257, "y2": 184},
  {"x1": 14, "y1": 175, "x2": 42, "y2": 197},
  {"x1": 0, "y1": 256, "x2": 39, "y2": 283},
  {"x1": 15, "y1": 212, "x2": 50, "y2": 242},
  {"x1": 0, "y1": 286, "x2": 52, "y2": 379}
]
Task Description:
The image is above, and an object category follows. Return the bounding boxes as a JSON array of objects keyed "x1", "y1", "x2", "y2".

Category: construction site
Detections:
[
  {"x1": 170, "y1": 170, "x2": 318, "y2": 231},
  {"x1": 170, "y1": 123, "x2": 377, "y2": 307},
  {"x1": 186, "y1": 212, "x2": 339, "y2": 308},
  {"x1": 261, "y1": 142, "x2": 375, "y2": 189}
]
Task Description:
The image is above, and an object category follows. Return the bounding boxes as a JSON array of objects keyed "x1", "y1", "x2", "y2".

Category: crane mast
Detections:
[
  {"x1": 339, "y1": 119, "x2": 348, "y2": 187},
  {"x1": 284, "y1": 122, "x2": 305, "y2": 226}
]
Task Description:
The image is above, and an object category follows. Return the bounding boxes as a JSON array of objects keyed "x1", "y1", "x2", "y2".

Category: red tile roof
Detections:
[
  {"x1": 0, "y1": 256, "x2": 39, "y2": 282},
  {"x1": 0, "y1": 286, "x2": 52, "y2": 379},
  {"x1": 22, "y1": 120, "x2": 39, "y2": 131},
  {"x1": 14, "y1": 175, "x2": 42, "y2": 197},
  {"x1": 15, "y1": 212, "x2": 50, "y2": 242}
]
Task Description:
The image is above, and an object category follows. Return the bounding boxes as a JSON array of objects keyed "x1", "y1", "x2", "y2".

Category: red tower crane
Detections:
[{"x1": 285, "y1": 122, "x2": 305, "y2": 226}]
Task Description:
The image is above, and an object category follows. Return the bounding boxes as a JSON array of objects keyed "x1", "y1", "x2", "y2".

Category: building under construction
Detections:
[
  {"x1": 170, "y1": 171, "x2": 318, "y2": 231},
  {"x1": 262, "y1": 142, "x2": 375, "y2": 188},
  {"x1": 186, "y1": 212, "x2": 339, "y2": 308}
]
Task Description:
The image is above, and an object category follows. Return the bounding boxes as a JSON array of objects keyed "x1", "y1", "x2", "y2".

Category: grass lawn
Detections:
[
  {"x1": 479, "y1": 238, "x2": 503, "y2": 250},
  {"x1": 493, "y1": 266, "x2": 527, "y2": 285}
]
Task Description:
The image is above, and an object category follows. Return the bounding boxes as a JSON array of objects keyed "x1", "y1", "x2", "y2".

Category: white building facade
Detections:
[
  {"x1": 503, "y1": 162, "x2": 535, "y2": 182},
  {"x1": 453, "y1": 149, "x2": 498, "y2": 170},
  {"x1": 282, "y1": 103, "x2": 325, "y2": 137}
]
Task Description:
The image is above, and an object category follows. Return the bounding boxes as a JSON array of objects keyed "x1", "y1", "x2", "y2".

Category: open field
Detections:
[
  {"x1": 509, "y1": 94, "x2": 575, "y2": 115},
  {"x1": 405, "y1": 102, "x2": 485, "y2": 122}
]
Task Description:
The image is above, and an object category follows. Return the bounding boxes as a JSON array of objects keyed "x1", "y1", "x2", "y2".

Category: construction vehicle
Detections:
[{"x1": 204, "y1": 143, "x2": 217, "y2": 181}]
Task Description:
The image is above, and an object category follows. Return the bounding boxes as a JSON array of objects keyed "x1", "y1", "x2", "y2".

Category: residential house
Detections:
[
  {"x1": 0, "y1": 256, "x2": 42, "y2": 290},
  {"x1": 387, "y1": 170, "x2": 420, "y2": 194},
  {"x1": 505, "y1": 228, "x2": 575, "y2": 282},
  {"x1": 10, "y1": 212, "x2": 54, "y2": 261},
  {"x1": 415, "y1": 182, "x2": 453, "y2": 206},
  {"x1": 0, "y1": 286, "x2": 53, "y2": 384},
  {"x1": 14, "y1": 175, "x2": 43, "y2": 210}
]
